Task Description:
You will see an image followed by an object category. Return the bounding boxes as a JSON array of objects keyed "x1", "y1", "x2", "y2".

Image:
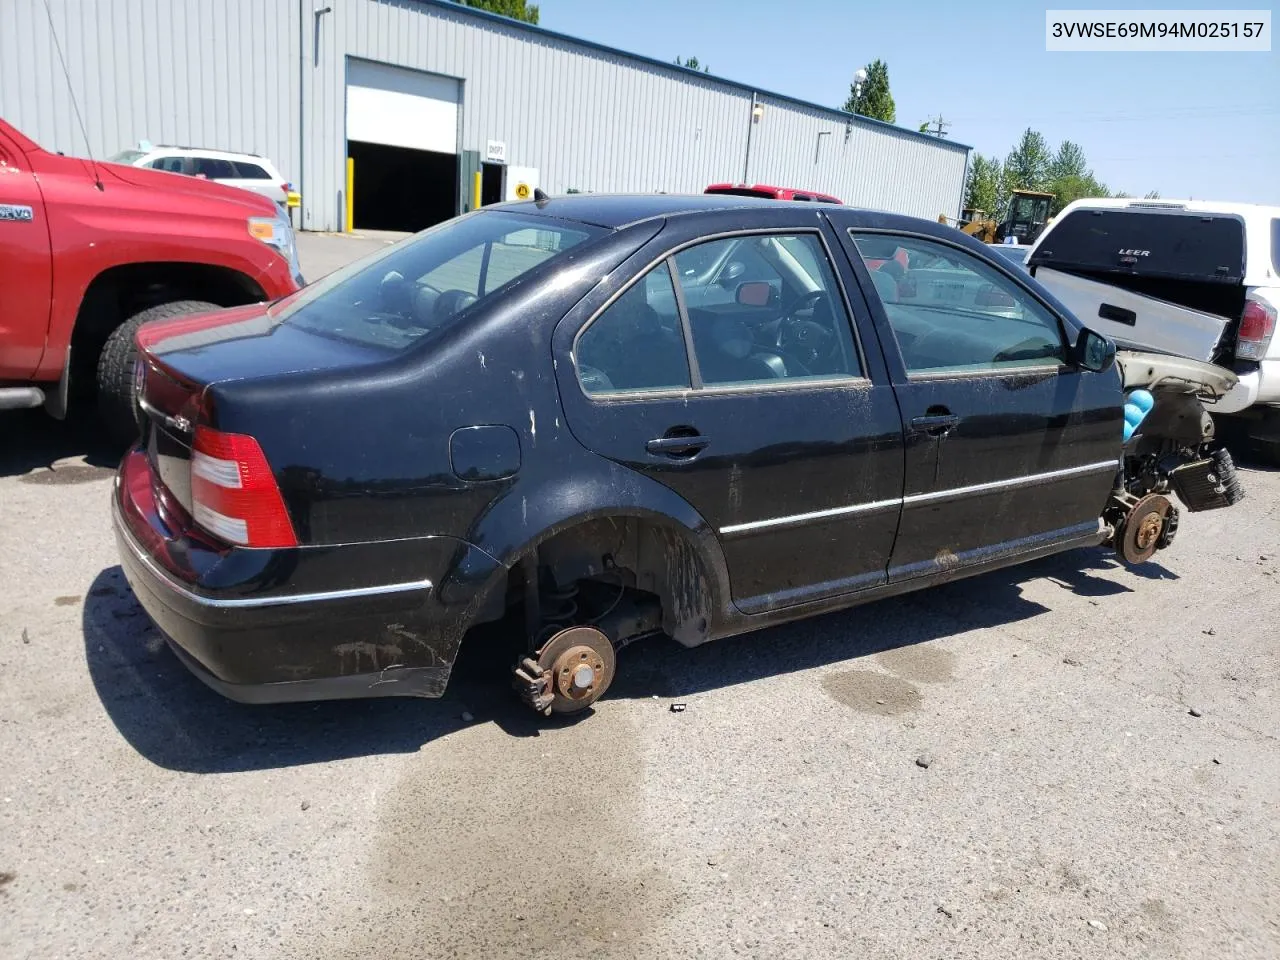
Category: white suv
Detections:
[
  {"x1": 1027, "y1": 198, "x2": 1280, "y2": 461},
  {"x1": 108, "y1": 142, "x2": 298, "y2": 211}
]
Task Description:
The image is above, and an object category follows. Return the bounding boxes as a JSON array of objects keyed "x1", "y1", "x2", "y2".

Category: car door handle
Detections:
[
  {"x1": 646, "y1": 433, "x2": 710, "y2": 458},
  {"x1": 910, "y1": 413, "x2": 961, "y2": 436}
]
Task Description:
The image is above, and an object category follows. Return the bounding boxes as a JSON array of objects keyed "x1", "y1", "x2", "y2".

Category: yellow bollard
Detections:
[
  {"x1": 473, "y1": 170, "x2": 482, "y2": 210},
  {"x1": 345, "y1": 157, "x2": 355, "y2": 233}
]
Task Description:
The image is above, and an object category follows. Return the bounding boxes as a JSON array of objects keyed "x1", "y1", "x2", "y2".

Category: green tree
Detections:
[
  {"x1": 455, "y1": 0, "x2": 539, "y2": 24},
  {"x1": 963, "y1": 153, "x2": 1003, "y2": 218},
  {"x1": 1043, "y1": 139, "x2": 1110, "y2": 213},
  {"x1": 843, "y1": 59, "x2": 896, "y2": 124},
  {"x1": 1046, "y1": 173, "x2": 1111, "y2": 213},
  {"x1": 674, "y1": 55, "x2": 710, "y2": 73},
  {"x1": 972, "y1": 127, "x2": 1158, "y2": 216},
  {"x1": 1048, "y1": 140, "x2": 1088, "y2": 182},
  {"x1": 1004, "y1": 128, "x2": 1052, "y2": 190}
]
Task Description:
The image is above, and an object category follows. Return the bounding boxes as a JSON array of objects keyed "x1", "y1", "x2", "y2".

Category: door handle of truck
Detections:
[{"x1": 1099, "y1": 303, "x2": 1137, "y2": 326}]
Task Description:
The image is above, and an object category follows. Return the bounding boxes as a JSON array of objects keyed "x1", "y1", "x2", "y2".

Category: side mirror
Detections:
[
  {"x1": 1074, "y1": 327, "x2": 1116, "y2": 373},
  {"x1": 735, "y1": 281, "x2": 774, "y2": 307}
]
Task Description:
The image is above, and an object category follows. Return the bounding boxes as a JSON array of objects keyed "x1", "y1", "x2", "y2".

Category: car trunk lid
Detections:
[{"x1": 134, "y1": 301, "x2": 390, "y2": 528}]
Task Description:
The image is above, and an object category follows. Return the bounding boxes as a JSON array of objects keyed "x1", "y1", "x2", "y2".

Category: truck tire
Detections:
[{"x1": 97, "y1": 300, "x2": 220, "y2": 444}]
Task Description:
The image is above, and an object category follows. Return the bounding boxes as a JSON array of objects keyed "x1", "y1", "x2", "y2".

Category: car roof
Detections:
[
  {"x1": 147, "y1": 146, "x2": 272, "y2": 163},
  {"x1": 1055, "y1": 196, "x2": 1280, "y2": 220},
  {"x1": 495, "y1": 192, "x2": 805, "y2": 228},
  {"x1": 493, "y1": 192, "x2": 992, "y2": 245}
]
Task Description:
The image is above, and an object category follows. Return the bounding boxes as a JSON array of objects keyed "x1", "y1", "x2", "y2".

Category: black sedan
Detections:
[{"x1": 114, "y1": 194, "x2": 1241, "y2": 715}]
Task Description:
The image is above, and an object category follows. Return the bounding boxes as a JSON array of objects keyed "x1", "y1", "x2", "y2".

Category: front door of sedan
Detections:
[
  {"x1": 834, "y1": 226, "x2": 1122, "y2": 582},
  {"x1": 553, "y1": 215, "x2": 905, "y2": 613}
]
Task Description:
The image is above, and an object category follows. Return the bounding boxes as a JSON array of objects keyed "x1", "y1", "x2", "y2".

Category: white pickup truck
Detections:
[{"x1": 1027, "y1": 199, "x2": 1280, "y2": 461}]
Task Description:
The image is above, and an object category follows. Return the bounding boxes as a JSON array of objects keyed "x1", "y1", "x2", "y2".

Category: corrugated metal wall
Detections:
[
  {"x1": 4, "y1": 0, "x2": 968, "y2": 233},
  {"x1": 4, "y1": 0, "x2": 301, "y2": 192}
]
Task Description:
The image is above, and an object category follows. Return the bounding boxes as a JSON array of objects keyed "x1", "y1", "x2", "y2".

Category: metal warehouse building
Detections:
[{"x1": 6, "y1": 0, "x2": 970, "y2": 233}]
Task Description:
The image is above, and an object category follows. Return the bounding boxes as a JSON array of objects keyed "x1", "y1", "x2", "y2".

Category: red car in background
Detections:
[{"x1": 705, "y1": 182, "x2": 842, "y2": 204}]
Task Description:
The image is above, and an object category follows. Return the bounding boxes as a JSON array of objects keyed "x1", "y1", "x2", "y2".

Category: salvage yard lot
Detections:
[{"x1": 2, "y1": 234, "x2": 1278, "y2": 960}]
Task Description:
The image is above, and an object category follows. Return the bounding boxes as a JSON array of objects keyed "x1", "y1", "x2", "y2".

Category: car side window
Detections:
[
  {"x1": 231, "y1": 161, "x2": 271, "y2": 179},
  {"x1": 576, "y1": 264, "x2": 691, "y2": 395},
  {"x1": 148, "y1": 156, "x2": 186, "y2": 173},
  {"x1": 673, "y1": 234, "x2": 862, "y2": 385},
  {"x1": 192, "y1": 157, "x2": 236, "y2": 179},
  {"x1": 851, "y1": 232, "x2": 1065, "y2": 375}
]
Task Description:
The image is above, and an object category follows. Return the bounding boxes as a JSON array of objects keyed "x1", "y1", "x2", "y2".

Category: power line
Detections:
[
  {"x1": 945, "y1": 105, "x2": 1279, "y2": 124},
  {"x1": 922, "y1": 115, "x2": 951, "y2": 138}
]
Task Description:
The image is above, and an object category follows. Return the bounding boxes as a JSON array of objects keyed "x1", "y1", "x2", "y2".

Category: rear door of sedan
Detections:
[
  {"x1": 553, "y1": 207, "x2": 905, "y2": 614},
  {"x1": 829, "y1": 218, "x2": 1123, "y2": 582}
]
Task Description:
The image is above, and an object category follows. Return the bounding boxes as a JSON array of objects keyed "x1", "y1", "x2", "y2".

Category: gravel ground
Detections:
[{"x1": 1, "y1": 234, "x2": 1277, "y2": 959}]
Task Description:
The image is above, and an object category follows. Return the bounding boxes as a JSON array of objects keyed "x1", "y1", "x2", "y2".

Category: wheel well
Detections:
[
  {"x1": 69, "y1": 262, "x2": 267, "y2": 385},
  {"x1": 487, "y1": 516, "x2": 717, "y2": 648}
]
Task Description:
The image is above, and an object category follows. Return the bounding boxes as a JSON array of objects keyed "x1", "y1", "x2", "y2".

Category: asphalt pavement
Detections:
[{"x1": 1, "y1": 233, "x2": 1277, "y2": 960}]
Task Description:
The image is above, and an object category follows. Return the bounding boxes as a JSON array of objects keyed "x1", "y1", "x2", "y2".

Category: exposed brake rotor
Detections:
[
  {"x1": 1119, "y1": 493, "x2": 1174, "y2": 565},
  {"x1": 513, "y1": 625, "x2": 616, "y2": 716}
]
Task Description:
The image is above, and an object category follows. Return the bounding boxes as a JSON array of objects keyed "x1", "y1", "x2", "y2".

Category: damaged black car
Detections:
[{"x1": 113, "y1": 195, "x2": 1244, "y2": 715}]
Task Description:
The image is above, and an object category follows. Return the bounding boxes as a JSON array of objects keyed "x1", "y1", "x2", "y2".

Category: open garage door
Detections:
[{"x1": 345, "y1": 58, "x2": 460, "y2": 232}]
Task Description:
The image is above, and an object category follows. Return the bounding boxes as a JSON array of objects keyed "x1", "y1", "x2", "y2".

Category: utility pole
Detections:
[
  {"x1": 923, "y1": 115, "x2": 951, "y2": 138},
  {"x1": 742, "y1": 93, "x2": 761, "y2": 183}
]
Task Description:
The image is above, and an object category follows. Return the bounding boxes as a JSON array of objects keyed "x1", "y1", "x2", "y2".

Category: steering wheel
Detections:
[{"x1": 776, "y1": 290, "x2": 838, "y2": 371}]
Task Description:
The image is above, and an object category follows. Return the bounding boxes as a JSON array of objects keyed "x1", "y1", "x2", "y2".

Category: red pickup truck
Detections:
[{"x1": 0, "y1": 118, "x2": 302, "y2": 439}]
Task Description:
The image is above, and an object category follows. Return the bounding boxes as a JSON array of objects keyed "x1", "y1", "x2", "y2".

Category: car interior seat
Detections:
[{"x1": 697, "y1": 315, "x2": 788, "y2": 383}]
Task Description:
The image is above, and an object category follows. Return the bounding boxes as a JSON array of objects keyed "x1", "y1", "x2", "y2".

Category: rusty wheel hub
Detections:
[
  {"x1": 513, "y1": 625, "x2": 616, "y2": 716},
  {"x1": 1120, "y1": 493, "x2": 1173, "y2": 565}
]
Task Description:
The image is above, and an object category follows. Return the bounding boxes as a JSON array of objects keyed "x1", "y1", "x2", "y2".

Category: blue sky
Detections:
[{"x1": 538, "y1": 0, "x2": 1278, "y2": 204}]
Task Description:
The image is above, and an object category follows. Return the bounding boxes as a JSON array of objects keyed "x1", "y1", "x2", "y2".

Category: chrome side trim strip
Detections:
[
  {"x1": 720, "y1": 497, "x2": 902, "y2": 535},
  {"x1": 119, "y1": 520, "x2": 432, "y2": 610},
  {"x1": 901, "y1": 459, "x2": 1119, "y2": 507},
  {"x1": 718, "y1": 459, "x2": 1119, "y2": 535}
]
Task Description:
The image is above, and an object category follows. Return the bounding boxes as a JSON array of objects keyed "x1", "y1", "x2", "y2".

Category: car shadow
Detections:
[
  {"x1": 0, "y1": 409, "x2": 121, "y2": 479},
  {"x1": 84, "y1": 545, "x2": 1161, "y2": 773},
  {"x1": 82, "y1": 566, "x2": 524, "y2": 774},
  {"x1": 607, "y1": 546, "x2": 1171, "y2": 701}
]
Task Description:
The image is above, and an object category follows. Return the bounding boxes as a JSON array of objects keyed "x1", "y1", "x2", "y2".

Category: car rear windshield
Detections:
[
  {"x1": 1030, "y1": 208, "x2": 1245, "y2": 283},
  {"x1": 108, "y1": 149, "x2": 147, "y2": 164},
  {"x1": 270, "y1": 212, "x2": 603, "y2": 351}
]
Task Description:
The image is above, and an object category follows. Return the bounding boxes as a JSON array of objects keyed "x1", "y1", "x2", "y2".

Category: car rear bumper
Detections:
[
  {"x1": 112, "y1": 450, "x2": 502, "y2": 703},
  {"x1": 1216, "y1": 359, "x2": 1280, "y2": 414}
]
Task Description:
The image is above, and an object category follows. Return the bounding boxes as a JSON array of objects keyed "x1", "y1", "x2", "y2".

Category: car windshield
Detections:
[
  {"x1": 108, "y1": 149, "x2": 147, "y2": 164},
  {"x1": 270, "y1": 212, "x2": 603, "y2": 351}
]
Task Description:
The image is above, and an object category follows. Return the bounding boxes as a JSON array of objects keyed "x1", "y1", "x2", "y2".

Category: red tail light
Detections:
[
  {"x1": 191, "y1": 427, "x2": 297, "y2": 548},
  {"x1": 1238, "y1": 299, "x2": 1277, "y2": 360},
  {"x1": 281, "y1": 181, "x2": 291, "y2": 194}
]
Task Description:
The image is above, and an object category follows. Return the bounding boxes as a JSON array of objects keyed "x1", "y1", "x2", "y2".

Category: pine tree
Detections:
[{"x1": 843, "y1": 60, "x2": 895, "y2": 124}]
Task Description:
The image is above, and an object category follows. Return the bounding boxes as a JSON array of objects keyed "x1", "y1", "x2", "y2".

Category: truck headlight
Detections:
[{"x1": 248, "y1": 214, "x2": 305, "y2": 288}]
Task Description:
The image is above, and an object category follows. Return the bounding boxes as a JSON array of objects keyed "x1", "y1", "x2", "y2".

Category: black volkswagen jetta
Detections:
[{"x1": 114, "y1": 194, "x2": 1243, "y2": 715}]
